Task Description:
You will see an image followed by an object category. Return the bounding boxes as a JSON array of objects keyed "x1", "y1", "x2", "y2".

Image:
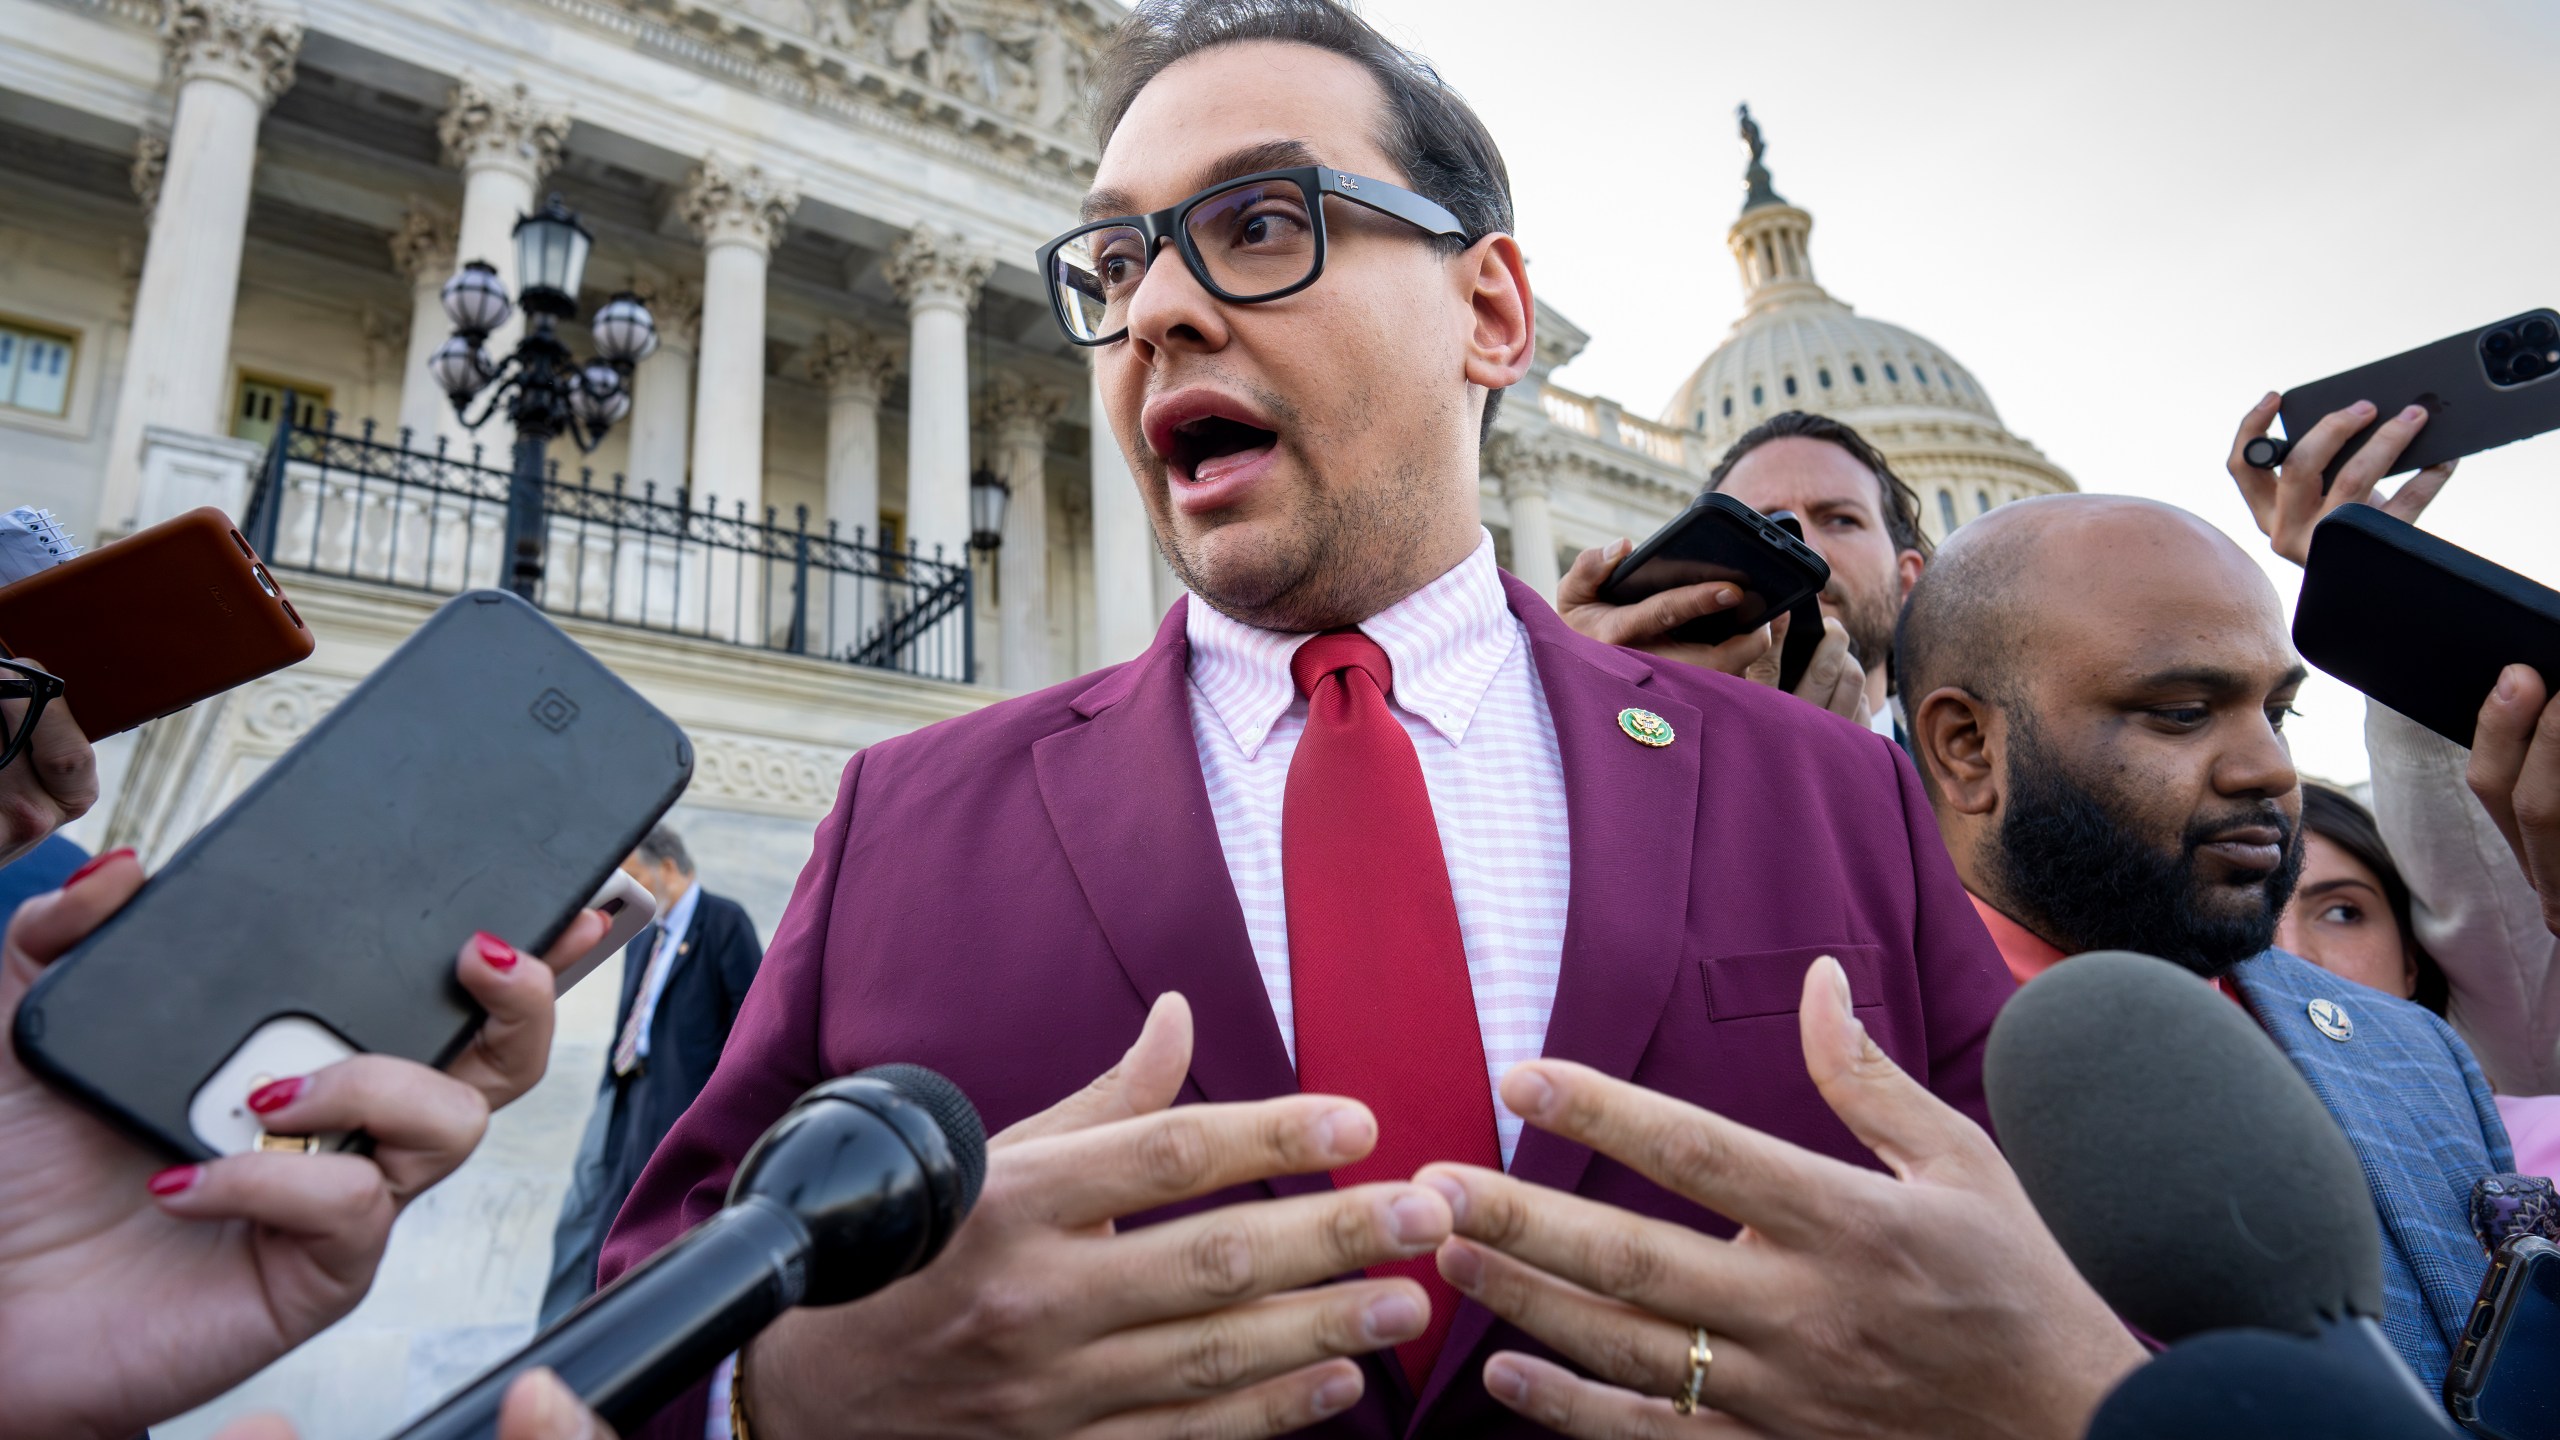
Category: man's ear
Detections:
[
  {"x1": 1896, "y1": 550, "x2": 1926, "y2": 606},
  {"x1": 1461, "y1": 232, "x2": 1534, "y2": 392},
  {"x1": 1910, "y1": 685, "x2": 2003, "y2": 818}
]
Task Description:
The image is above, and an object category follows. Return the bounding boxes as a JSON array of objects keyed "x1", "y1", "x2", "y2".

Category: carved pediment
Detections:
[{"x1": 598, "y1": 0, "x2": 1120, "y2": 177}]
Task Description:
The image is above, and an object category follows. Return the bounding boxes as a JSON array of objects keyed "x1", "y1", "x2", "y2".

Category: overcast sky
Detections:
[{"x1": 1356, "y1": 0, "x2": 2560, "y2": 785}]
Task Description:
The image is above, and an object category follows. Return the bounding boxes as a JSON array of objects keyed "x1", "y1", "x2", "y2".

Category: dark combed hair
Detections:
[
  {"x1": 1705, "y1": 410, "x2": 1933, "y2": 561},
  {"x1": 1091, "y1": 0, "x2": 1516, "y2": 438},
  {"x1": 635, "y1": 822, "x2": 693, "y2": 877},
  {"x1": 2298, "y1": 782, "x2": 2448, "y2": 1016}
]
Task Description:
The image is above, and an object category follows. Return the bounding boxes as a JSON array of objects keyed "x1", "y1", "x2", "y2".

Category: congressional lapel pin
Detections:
[
  {"x1": 1617, "y1": 707, "x2": 1674, "y2": 748},
  {"x1": 2307, "y1": 997, "x2": 2354, "y2": 1043}
]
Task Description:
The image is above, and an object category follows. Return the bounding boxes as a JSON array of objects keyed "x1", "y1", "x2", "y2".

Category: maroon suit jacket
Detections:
[{"x1": 601, "y1": 575, "x2": 2015, "y2": 1438}]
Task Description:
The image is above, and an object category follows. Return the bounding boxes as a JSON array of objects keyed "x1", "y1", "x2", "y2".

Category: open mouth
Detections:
[{"x1": 1165, "y1": 413, "x2": 1279, "y2": 486}]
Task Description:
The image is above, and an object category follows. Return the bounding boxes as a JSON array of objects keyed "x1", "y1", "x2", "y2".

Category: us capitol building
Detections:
[{"x1": 0, "y1": 1, "x2": 2073, "y2": 1432}]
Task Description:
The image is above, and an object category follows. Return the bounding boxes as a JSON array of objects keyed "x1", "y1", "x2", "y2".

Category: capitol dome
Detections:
[{"x1": 1660, "y1": 110, "x2": 2075, "y2": 542}]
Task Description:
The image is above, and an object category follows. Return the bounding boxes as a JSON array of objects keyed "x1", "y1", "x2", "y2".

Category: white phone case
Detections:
[{"x1": 555, "y1": 868, "x2": 655, "y2": 995}]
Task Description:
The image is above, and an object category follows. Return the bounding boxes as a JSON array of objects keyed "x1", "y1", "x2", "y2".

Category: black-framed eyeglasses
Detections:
[
  {"x1": 0, "y1": 657, "x2": 63, "y2": 773},
  {"x1": 1038, "y1": 165, "x2": 1469, "y2": 347}
]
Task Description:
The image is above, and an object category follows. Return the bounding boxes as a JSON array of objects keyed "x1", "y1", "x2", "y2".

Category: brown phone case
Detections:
[{"x1": 0, "y1": 507, "x2": 314, "y2": 737}]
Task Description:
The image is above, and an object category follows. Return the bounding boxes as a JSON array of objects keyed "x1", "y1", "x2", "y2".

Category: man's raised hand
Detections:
[
  {"x1": 1422, "y1": 958, "x2": 2142, "y2": 1440},
  {"x1": 2228, "y1": 391, "x2": 2456, "y2": 567},
  {"x1": 743, "y1": 993, "x2": 1454, "y2": 1440}
]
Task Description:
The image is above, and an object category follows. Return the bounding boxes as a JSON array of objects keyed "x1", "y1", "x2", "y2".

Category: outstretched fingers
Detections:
[
  {"x1": 1495, "y1": 1061, "x2": 1855, "y2": 1248},
  {"x1": 1795, "y1": 955, "x2": 2003, "y2": 1186},
  {"x1": 1002, "y1": 1093, "x2": 1378, "y2": 1230},
  {"x1": 1479, "y1": 1352, "x2": 1767, "y2": 1440}
]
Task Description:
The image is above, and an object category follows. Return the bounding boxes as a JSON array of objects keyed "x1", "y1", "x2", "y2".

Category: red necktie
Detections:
[{"x1": 1284, "y1": 631, "x2": 1500, "y2": 1389}]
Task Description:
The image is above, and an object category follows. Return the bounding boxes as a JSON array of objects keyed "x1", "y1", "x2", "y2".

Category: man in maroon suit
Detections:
[{"x1": 602, "y1": 3, "x2": 2132, "y2": 1437}]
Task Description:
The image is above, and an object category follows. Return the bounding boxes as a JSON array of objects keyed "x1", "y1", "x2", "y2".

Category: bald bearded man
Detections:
[{"x1": 1893, "y1": 495, "x2": 2511, "y2": 1394}]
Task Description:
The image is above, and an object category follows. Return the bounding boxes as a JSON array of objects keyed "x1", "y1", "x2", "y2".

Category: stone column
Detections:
[
  {"x1": 1087, "y1": 367, "x2": 1158, "y2": 662},
  {"x1": 680, "y1": 156, "x2": 798, "y2": 525},
  {"x1": 984, "y1": 378, "x2": 1064, "y2": 691},
  {"x1": 388, "y1": 198, "x2": 459, "y2": 451},
  {"x1": 1487, "y1": 431, "x2": 1564, "y2": 600},
  {"x1": 437, "y1": 77, "x2": 568, "y2": 457},
  {"x1": 807, "y1": 320, "x2": 898, "y2": 657},
  {"x1": 100, "y1": 0, "x2": 302, "y2": 532},
  {"x1": 882, "y1": 225, "x2": 992, "y2": 567},
  {"x1": 625, "y1": 276, "x2": 699, "y2": 491}
]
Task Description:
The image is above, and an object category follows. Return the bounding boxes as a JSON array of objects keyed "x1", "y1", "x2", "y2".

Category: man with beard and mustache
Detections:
[
  {"x1": 1560, "y1": 411, "x2": 1928, "y2": 738},
  {"x1": 1893, "y1": 492, "x2": 2513, "y2": 1392}
]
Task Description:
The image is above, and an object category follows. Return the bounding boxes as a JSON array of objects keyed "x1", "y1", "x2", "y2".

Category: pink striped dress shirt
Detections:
[{"x1": 1185, "y1": 533, "x2": 1571, "y2": 1166}]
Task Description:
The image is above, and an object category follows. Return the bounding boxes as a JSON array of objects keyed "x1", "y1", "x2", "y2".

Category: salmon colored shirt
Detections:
[{"x1": 1968, "y1": 892, "x2": 2249, "y2": 1009}]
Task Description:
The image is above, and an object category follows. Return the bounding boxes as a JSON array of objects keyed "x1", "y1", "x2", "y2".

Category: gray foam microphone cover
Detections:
[{"x1": 1984, "y1": 951, "x2": 2381, "y2": 1342}]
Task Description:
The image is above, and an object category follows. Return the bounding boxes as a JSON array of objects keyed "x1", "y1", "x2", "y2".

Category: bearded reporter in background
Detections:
[{"x1": 592, "y1": 2, "x2": 2140, "y2": 1438}]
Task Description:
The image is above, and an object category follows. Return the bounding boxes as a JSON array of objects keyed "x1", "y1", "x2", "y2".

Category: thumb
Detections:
[
  {"x1": 1797, "y1": 955, "x2": 1995, "y2": 1184},
  {"x1": 993, "y1": 991, "x2": 1193, "y2": 1146},
  {"x1": 499, "y1": 1368, "x2": 617, "y2": 1440},
  {"x1": 212, "y1": 1417, "x2": 301, "y2": 1440}
]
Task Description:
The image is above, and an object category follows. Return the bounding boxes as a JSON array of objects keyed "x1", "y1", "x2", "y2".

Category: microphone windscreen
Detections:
[
  {"x1": 858, "y1": 1062, "x2": 988, "y2": 1213},
  {"x1": 2085, "y1": 1327, "x2": 2450, "y2": 1439},
  {"x1": 1984, "y1": 950, "x2": 2380, "y2": 1342}
]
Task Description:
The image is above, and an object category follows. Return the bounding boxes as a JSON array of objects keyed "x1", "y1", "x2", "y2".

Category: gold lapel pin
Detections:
[{"x1": 1618, "y1": 707, "x2": 1674, "y2": 748}]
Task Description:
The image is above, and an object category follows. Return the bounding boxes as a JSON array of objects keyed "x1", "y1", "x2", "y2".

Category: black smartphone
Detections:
[
  {"x1": 10, "y1": 590, "x2": 693, "y2": 1161},
  {"x1": 2293, "y1": 505, "x2": 2560, "y2": 747},
  {"x1": 2249, "y1": 308, "x2": 2560, "y2": 488},
  {"x1": 2446, "y1": 1235, "x2": 2560, "y2": 1437},
  {"x1": 1598, "y1": 492, "x2": 1830, "y2": 647}
]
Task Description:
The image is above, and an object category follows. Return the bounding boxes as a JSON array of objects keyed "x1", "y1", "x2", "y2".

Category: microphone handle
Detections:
[{"x1": 393, "y1": 1196, "x2": 810, "y2": 1440}]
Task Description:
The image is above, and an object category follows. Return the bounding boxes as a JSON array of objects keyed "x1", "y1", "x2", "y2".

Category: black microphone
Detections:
[
  {"x1": 392, "y1": 1063, "x2": 988, "y2": 1439},
  {"x1": 1983, "y1": 951, "x2": 2457, "y2": 1436}
]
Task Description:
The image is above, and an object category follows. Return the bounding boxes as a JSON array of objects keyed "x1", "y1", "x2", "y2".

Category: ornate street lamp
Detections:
[
  {"x1": 432, "y1": 195, "x2": 657, "y2": 599},
  {"x1": 968, "y1": 459, "x2": 1009, "y2": 554}
]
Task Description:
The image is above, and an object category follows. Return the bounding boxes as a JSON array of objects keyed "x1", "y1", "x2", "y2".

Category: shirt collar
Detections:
[
  {"x1": 657, "y1": 880, "x2": 702, "y2": 951},
  {"x1": 1967, "y1": 891, "x2": 2069, "y2": 985},
  {"x1": 1185, "y1": 529, "x2": 1516, "y2": 759}
]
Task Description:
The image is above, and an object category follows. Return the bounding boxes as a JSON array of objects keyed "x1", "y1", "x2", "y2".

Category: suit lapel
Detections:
[
  {"x1": 2231, "y1": 954, "x2": 2468, "y2": 1346},
  {"x1": 1032, "y1": 600, "x2": 1308, "y2": 1194},
  {"x1": 1417, "y1": 578, "x2": 1705, "y2": 1419}
]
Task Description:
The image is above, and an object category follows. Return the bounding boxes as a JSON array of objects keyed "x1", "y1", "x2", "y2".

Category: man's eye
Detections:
[
  {"x1": 2270, "y1": 704, "x2": 2303, "y2": 731},
  {"x1": 2154, "y1": 706, "x2": 2211, "y2": 728},
  {"x1": 1234, "y1": 206, "x2": 1309, "y2": 246}
]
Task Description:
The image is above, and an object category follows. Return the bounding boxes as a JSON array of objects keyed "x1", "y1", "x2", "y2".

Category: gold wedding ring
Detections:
[{"x1": 1671, "y1": 1326, "x2": 1712, "y2": 1416}]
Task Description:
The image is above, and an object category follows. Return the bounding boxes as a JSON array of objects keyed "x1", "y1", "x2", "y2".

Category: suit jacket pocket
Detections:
[{"x1": 1700, "y1": 944, "x2": 1887, "y2": 1020}]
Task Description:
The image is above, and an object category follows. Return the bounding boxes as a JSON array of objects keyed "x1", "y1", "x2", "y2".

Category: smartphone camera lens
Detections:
[
  {"x1": 2485, "y1": 329, "x2": 2517, "y2": 358},
  {"x1": 2514, "y1": 350, "x2": 2549, "y2": 382},
  {"x1": 2522, "y1": 318, "x2": 2558, "y2": 349}
]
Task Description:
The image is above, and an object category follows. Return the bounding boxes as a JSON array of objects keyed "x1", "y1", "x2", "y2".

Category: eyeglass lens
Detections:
[{"x1": 1050, "y1": 178, "x2": 1322, "y2": 342}]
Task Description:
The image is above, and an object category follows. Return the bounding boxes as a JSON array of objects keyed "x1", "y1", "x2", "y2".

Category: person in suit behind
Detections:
[
  {"x1": 1880, "y1": 494, "x2": 2506, "y2": 1390},
  {"x1": 540, "y1": 824, "x2": 762, "y2": 1325}
]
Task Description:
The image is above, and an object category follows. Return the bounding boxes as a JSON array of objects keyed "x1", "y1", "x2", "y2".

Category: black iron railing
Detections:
[{"x1": 245, "y1": 415, "x2": 975, "y2": 682}]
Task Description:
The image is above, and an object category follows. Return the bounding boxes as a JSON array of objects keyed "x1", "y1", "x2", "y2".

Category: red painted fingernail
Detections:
[
  {"x1": 246, "y1": 1076, "x2": 304, "y2": 1114},
  {"x1": 473, "y1": 931, "x2": 519, "y2": 971},
  {"x1": 63, "y1": 848, "x2": 135, "y2": 890},
  {"x1": 147, "y1": 1164, "x2": 201, "y2": 1197}
]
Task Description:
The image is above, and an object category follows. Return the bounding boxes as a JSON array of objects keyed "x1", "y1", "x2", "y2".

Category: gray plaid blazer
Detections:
[{"x1": 2230, "y1": 949, "x2": 2515, "y2": 1392}]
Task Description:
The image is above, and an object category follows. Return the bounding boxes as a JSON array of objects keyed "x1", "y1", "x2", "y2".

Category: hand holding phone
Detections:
[
  {"x1": 0, "y1": 852, "x2": 608, "y2": 1440},
  {"x1": 2229, "y1": 390, "x2": 2458, "y2": 568}
]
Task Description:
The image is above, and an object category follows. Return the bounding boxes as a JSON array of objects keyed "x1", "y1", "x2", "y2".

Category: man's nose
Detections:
[{"x1": 1124, "y1": 237, "x2": 1229, "y2": 357}]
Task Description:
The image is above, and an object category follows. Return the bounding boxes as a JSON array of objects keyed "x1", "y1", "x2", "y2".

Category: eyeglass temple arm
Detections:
[{"x1": 1319, "y1": 169, "x2": 1470, "y2": 240}]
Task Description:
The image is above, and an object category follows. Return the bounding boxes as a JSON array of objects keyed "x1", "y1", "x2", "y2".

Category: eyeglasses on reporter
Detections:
[{"x1": 1038, "y1": 165, "x2": 1474, "y2": 347}]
